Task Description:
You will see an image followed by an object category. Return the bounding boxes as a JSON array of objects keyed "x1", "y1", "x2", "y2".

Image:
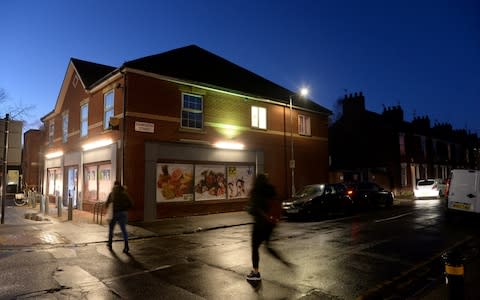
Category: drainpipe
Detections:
[
  {"x1": 1, "y1": 114, "x2": 9, "y2": 224},
  {"x1": 121, "y1": 70, "x2": 127, "y2": 185}
]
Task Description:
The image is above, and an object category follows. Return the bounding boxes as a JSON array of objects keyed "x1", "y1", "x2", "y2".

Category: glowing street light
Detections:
[{"x1": 289, "y1": 88, "x2": 309, "y2": 197}]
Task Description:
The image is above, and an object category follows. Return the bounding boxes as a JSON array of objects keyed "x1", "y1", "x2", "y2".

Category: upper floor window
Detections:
[
  {"x1": 298, "y1": 115, "x2": 311, "y2": 136},
  {"x1": 181, "y1": 93, "x2": 203, "y2": 129},
  {"x1": 48, "y1": 120, "x2": 54, "y2": 146},
  {"x1": 399, "y1": 133, "x2": 406, "y2": 156},
  {"x1": 62, "y1": 113, "x2": 68, "y2": 143},
  {"x1": 420, "y1": 136, "x2": 427, "y2": 159},
  {"x1": 103, "y1": 90, "x2": 114, "y2": 130},
  {"x1": 251, "y1": 106, "x2": 267, "y2": 129},
  {"x1": 80, "y1": 103, "x2": 88, "y2": 137}
]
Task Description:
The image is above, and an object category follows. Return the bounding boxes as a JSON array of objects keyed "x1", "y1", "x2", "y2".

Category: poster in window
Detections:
[
  {"x1": 84, "y1": 165, "x2": 97, "y2": 201},
  {"x1": 227, "y1": 166, "x2": 255, "y2": 199},
  {"x1": 194, "y1": 165, "x2": 227, "y2": 200},
  {"x1": 156, "y1": 164, "x2": 194, "y2": 202},
  {"x1": 98, "y1": 164, "x2": 112, "y2": 201}
]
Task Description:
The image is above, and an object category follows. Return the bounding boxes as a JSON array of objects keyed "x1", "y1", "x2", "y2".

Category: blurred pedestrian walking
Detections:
[
  {"x1": 106, "y1": 181, "x2": 134, "y2": 253},
  {"x1": 246, "y1": 174, "x2": 291, "y2": 281}
]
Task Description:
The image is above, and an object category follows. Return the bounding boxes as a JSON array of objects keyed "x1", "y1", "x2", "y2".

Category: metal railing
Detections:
[{"x1": 93, "y1": 202, "x2": 106, "y2": 225}]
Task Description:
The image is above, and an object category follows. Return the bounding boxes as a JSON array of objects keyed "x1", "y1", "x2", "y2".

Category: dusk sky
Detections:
[{"x1": 1, "y1": 0, "x2": 479, "y2": 133}]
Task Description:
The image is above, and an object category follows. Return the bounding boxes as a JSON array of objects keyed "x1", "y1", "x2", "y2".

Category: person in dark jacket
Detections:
[
  {"x1": 106, "y1": 180, "x2": 133, "y2": 253},
  {"x1": 246, "y1": 174, "x2": 292, "y2": 281}
]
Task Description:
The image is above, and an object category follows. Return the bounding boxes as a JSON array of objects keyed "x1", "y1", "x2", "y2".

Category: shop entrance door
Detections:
[{"x1": 67, "y1": 167, "x2": 78, "y2": 209}]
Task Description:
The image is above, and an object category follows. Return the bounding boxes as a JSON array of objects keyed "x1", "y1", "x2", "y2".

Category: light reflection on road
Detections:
[{"x1": 413, "y1": 199, "x2": 441, "y2": 208}]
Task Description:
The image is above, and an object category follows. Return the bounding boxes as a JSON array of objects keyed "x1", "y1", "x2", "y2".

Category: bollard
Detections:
[
  {"x1": 45, "y1": 195, "x2": 49, "y2": 215},
  {"x1": 442, "y1": 250, "x2": 465, "y2": 300},
  {"x1": 39, "y1": 194, "x2": 44, "y2": 214},
  {"x1": 31, "y1": 192, "x2": 36, "y2": 209},
  {"x1": 68, "y1": 195, "x2": 73, "y2": 221},
  {"x1": 56, "y1": 195, "x2": 62, "y2": 218}
]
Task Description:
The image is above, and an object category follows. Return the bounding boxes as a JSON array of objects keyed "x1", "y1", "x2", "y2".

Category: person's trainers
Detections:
[{"x1": 246, "y1": 271, "x2": 261, "y2": 281}]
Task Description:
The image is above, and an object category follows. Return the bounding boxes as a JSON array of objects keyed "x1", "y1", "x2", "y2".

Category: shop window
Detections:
[
  {"x1": 47, "y1": 168, "x2": 62, "y2": 196},
  {"x1": 84, "y1": 163, "x2": 112, "y2": 202},
  {"x1": 181, "y1": 93, "x2": 203, "y2": 129},
  {"x1": 156, "y1": 163, "x2": 255, "y2": 202},
  {"x1": 98, "y1": 164, "x2": 112, "y2": 201},
  {"x1": 103, "y1": 90, "x2": 114, "y2": 130},
  {"x1": 251, "y1": 106, "x2": 266, "y2": 129}
]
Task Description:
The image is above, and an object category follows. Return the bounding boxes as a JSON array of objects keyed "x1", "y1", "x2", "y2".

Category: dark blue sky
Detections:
[{"x1": 1, "y1": 0, "x2": 479, "y2": 133}]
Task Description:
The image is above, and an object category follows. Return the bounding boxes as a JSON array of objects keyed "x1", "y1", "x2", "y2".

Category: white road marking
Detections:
[{"x1": 374, "y1": 212, "x2": 414, "y2": 223}]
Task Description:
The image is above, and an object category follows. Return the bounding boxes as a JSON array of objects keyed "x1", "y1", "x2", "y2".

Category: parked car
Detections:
[
  {"x1": 414, "y1": 179, "x2": 440, "y2": 199},
  {"x1": 282, "y1": 183, "x2": 353, "y2": 218},
  {"x1": 346, "y1": 181, "x2": 394, "y2": 208}
]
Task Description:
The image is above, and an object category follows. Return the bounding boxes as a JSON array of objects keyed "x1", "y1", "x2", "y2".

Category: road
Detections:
[{"x1": 0, "y1": 198, "x2": 478, "y2": 299}]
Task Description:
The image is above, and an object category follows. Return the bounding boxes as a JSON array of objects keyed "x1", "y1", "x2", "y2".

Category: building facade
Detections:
[
  {"x1": 39, "y1": 45, "x2": 331, "y2": 221},
  {"x1": 329, "y1": 92, "x2": 479, "y2": 195},
  {"x1": 22, "y1": 129, "x2": 43, "y2": 191},
  {"x1": 0, "y1": 116, "x2": 23, "y2": 195}
]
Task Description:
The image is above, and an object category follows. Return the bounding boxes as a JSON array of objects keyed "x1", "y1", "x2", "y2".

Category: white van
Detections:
[{"x1": 446, "y1": 169, "x2": 480, "y2": 214}]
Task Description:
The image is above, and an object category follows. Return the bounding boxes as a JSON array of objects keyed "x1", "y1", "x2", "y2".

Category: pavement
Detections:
[{"x1": 0, "y1": 203, "x2": 478, "y2": 299}]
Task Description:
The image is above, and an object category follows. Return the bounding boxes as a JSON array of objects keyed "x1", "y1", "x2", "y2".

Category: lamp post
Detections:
[{"x1": 289, "y1": 88, "x2": 309, "y2": 197}]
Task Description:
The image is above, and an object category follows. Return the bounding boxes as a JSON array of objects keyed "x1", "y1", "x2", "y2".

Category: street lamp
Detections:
[{"x1": 289, "y1": 88, "x2": 309, "y2": 197}]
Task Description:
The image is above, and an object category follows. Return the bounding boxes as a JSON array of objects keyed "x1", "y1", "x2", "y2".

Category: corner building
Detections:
[{"x1": 40, "y1": 45, "x2": 331, "y2": 221}]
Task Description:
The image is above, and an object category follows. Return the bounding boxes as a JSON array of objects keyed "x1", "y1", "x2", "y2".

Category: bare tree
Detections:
[{"x1": 0, "y1": 88, "x2": 35, "y2": 125}]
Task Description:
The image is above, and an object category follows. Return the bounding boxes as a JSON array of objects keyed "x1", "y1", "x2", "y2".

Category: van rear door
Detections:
[{"x1": 448, "y1": 169, "x2": 479, "y2": 213}]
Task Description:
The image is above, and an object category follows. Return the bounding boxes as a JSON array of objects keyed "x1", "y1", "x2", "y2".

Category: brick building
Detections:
[
  {"x1": 39, "y1": 45, "x2": 331, "y2": 221},
  {"x1": 329, "y1": 92, "x2": 479, "y2": 195},
  {"x1": 22, "y1": 129, "x2": 43, "y2": 191},
  {"x1": 0, "y1": 116, "x2": 23, "y2": 195}
]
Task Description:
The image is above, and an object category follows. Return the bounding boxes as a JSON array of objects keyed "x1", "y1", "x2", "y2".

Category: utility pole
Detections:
[{"x1": 1, "y1": 114, "x2": 9, "y2": 224}]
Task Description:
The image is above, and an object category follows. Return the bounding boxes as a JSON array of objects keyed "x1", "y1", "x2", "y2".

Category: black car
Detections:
[
  {"x1": 346, "y1": 181, "x2": 394, "y2": 208},
  {"x1": 282, "y1": 183, "x2": 353, "y2": 218}
]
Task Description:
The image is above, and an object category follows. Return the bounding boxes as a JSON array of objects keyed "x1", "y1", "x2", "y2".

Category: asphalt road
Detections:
[{"x1": 0, "y1": 198, "x2": 478, "y2": 299}]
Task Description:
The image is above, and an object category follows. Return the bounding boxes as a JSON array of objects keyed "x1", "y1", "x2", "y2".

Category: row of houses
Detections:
[
  {"x1": 329, "y1": 92, "x2": 479, "y2": 194},
  {"x1": 15, "y1": 45, "x2": 479, "y2": 221}
]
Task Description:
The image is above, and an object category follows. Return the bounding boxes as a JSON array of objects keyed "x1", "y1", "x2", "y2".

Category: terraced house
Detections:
[{"x1": 40, "y1": 45, "x2": 331, "y2": 221}]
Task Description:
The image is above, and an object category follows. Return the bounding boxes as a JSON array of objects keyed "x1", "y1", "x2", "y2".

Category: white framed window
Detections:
[
  {"x1": 62, "y1": 112, "x2": 68, "y2": 143},
  {"x1": 80, "y1": 103, "x2": 88, "y2": 137},
  {"x1": 48, "y1": 120, "x2": 54, "y2": 146},
  {"x1": 298, "y1": 115, "x2": 311, "y2": 136},
  {"x1": 181, "y1": 93, "x2": 203, "y2": 129},
  {"x1": 103, "y1": 90, "x2": 114, "y2": 130},
  {"x1": 251, "y1": 106, "x2": 267, "y2": 129}
]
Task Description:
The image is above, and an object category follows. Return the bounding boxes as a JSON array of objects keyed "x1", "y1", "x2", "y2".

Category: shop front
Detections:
[
  {"x1": 144, "y1": 142, "x2": 263, "y2": 220},
  {"x1": 81, "y1": 142, "x2": 117, "y2": 212}
]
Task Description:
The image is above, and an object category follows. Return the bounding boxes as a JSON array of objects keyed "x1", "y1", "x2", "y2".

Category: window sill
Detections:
[{"x1": 178, "y1": 127, "x2": 206, "y2": 134}]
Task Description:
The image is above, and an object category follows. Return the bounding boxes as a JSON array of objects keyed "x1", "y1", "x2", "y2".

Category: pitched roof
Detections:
[
  {"x1": 124, "y1": 45, "x2": 330, "y2": 114},
  {"x1": 71, "y1": 58, "x2": 116, "y2": 88}
]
